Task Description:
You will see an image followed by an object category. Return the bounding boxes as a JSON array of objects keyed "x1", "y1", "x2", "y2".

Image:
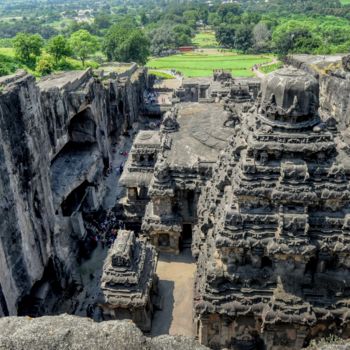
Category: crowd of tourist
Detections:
[
  {"x1": 144, "y1": 90, "x2": 159, "y2": 105},
  {"x1": 105, "y1": 149, "x2": 128, "y2": 177},
  {"x1": 85, "y1": 210, "x2": 125, "y2": 249}
]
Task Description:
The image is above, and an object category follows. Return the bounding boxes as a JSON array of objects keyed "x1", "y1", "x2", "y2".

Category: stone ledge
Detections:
[{"x1": 0, "y1": 314, "x2": 208, "y2": 350}]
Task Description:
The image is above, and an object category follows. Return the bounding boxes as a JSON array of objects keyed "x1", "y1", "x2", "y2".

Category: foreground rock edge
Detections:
[{"x1": 0, "y1": 314, "x2": 208, "y2": 350}]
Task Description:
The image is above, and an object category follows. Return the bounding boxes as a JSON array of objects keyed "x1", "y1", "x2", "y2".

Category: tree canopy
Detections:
[
  {"x1": 69, "y1": 29, "x2": 98, "y2": 66},
  {"x1": 103, "y1": 23, "x2": 150, "y2": 65},
  {"x1": 13, "y1": 32, "x2": 44, "y2": 65},
  {"x1": 47, "y1": 35, "x2": 72, "y2": 64}
]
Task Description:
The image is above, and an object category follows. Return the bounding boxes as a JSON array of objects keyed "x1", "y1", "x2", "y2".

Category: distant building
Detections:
[{"x1": 179, "y1": 46, "x2": 195, "y2": 53}]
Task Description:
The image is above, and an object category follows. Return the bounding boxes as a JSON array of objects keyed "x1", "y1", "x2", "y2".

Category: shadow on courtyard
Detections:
[{"x1": 151, "y1": 280, "x2": 175, "y2": 336}]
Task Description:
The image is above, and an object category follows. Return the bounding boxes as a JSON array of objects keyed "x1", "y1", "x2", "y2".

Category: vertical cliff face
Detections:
[
  {"x1": 0, "y1": 72, "x2": 54, "y2": 316},
  {"x1": 319, "y1": 71, "x2": 350, "y2": 130},
  {"x1": 0, "y1": 67, "x2": 147, "y2": 316}
]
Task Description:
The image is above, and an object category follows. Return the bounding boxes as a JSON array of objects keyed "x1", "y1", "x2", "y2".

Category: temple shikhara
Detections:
[
  {"x1": 192, "y1": 68, "x2": 350, "y2": 349},
  {"x1": 98, "y1": 229, "x2": 158, "y2": 332}
]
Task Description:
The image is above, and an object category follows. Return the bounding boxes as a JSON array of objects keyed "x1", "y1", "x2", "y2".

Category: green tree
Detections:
[
  {"x1": 148, "y1": 24, "x2": 191, "y2": 56},
  {"x1": 140, "y1": 10, "x2": 148, "y2": 26},
  {"x1": 149, "y1": 26, "x2": 177, "y2": 56},
  {"x1": 215, "y1": 24, "x2": 236, "y2": 49},
  {"x1": 173, "y1": 24, "x2": 192, "y2": 46},
  {"x1": 103, "y1": 24, "x2": 150, "y2": 65},
  {"x1": 241, "y1": 12, "x2": 261, "y2": 26},
  {"x1": 47, "y1": 35, "x2": 72, "y2": 65},
  {"x1": 272, "y1": 21, "x2": 322, "y2": 56},
  {"x1": 234, "y1": 25, "x2": 253, "y2": 53},
  {"x1": 173, "y1": 24, "x2": 193, "y2": 39},
  {"x1": 183, "y1": 10, "x2": 198, "y2": 28},
  {"x1": 119, "y1": 30, "x2": 150, "y2": 65},
  {"x1": 218, "y1": 3, "x2": 243, "y2": 21},
  {"x1": 36, "y1": 54, "x2": 55, "y2": 76},
  {"x1": 13, "y1": 32, "x2": 44, "y2": 65},
  {"x1": 94, "y1": 13, "x2": 112, "y2": 30},
  {"x1": 198, "y1": 6, "x2": 209, "y2": 25},
  {"x1": 208, "y1": 13, "x2": 220, "y2": 27},
  {"x1": 0, "y1": 54, "x2": 19, "y2": 77},
  {"x1": 103, "y1": 24, "x2": 130, "y2": 61},
  {"x1": 69, "y1": 30, "x2": 98, "y2": 67}
]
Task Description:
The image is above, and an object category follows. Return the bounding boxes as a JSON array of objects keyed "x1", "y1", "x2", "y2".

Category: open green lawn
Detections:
[
  {"x1": 146, "y1": 51, "x2": 274, "y2": 77},
  {"x1": 148, "y1": 69, "x2": 175, "y2": 79},
  {"x1": 260, "y1": 61, "x2": 283, "y2": 74},
  {"x1": 193, "y1": 31, "x2": 219, "y2": 48},
  {"x1": 340, "y1": 0, "x2": 350, "y2": 4}
]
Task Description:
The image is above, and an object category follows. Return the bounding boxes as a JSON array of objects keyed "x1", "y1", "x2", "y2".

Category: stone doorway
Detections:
[{"x1": 181, "y1": 224, "x2": 192, "y2": 250}]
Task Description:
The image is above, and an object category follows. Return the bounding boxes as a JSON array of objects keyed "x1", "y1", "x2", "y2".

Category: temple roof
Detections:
[
  {"x1": 98, "y1": 230, "x2": 157, "y2": 308},
  {"x1": 133, "y1": 131, "x2": 161, "y2": 148},
  {"x1": 259, "y1": 68, "x2": 319, "y2": 127},
  {"x1": 166, "y1": 102, "x2": 232, "y2": 167}
]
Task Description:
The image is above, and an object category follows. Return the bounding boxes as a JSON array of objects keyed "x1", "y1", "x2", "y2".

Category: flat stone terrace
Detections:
[{"x1": 166, "y1": 102, "x2": 232, "y2": 167}]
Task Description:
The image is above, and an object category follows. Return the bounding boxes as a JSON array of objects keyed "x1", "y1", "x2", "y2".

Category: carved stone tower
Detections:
[{"x1": 193, "y1": 68, "x2": 350, "y2": 349}]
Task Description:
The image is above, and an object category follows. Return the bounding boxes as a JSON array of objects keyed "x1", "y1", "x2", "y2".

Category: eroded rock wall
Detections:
[
  {"x1": 0, "y1": 72, "x2": 54, "y2": 316},
  {"x1": 0, "y1": 67, "x2": 147, "y2": 316},
  {"x1": 319, "y1": 71, "x2": 350, "y2": 130},
  {"x1": 287, "y1": 54, "x2": 350, "y2": 131}
]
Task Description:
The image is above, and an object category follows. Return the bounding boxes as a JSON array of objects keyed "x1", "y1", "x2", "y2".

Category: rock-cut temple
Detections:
[{"x1": 193, "y1": 68, "x2": 350, "y2": 349}]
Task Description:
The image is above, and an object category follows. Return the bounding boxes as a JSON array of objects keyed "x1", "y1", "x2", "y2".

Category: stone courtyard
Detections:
[{"x1": 151, "y1": 249, "x2": 196, "y2": 337}]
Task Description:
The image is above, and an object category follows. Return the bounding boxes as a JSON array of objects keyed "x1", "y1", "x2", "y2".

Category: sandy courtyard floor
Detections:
[{"x1": 151, "y1": 249, "x2": 196, "y2": 337}]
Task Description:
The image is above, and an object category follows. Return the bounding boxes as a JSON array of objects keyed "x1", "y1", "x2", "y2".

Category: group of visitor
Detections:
[
  {"x1": 85, "y1": 210, "x2": 125, "y2": 249},
  {"x1": 105, "y1": 150, "x2": 128, "y2": 177},
  {"x1": 144, "y1": 90, "x2": 159, "y2": 104}
]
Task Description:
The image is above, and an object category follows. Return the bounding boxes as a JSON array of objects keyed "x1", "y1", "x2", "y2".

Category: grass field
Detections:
[
  {"x1": 148, "y1": 69, "x2": 174, "y2": 79},
  {"x1": 340, "y1": 0, "x2": 350, "y2": 4},
  {"x1": 260, "y1": 61, "x2": 283, "y2": 74},
  {"x1": 192, "y1": 31, "x2": 219, "y2": 48},
  {"x1": 146, "y1": 51, "x2": 274, "y2": 77}
]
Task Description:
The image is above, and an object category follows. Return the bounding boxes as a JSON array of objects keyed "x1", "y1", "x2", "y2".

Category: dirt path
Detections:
[
  {"x1": 151, "y1": 249, "x2": 196, "y2": 337},
  {"x1": 253, "y1": 57, "x2": 280, "y2": 78}
]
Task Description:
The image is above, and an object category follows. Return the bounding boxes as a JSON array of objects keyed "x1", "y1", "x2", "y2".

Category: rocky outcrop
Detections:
[
  {"x1": 0, "y1": 314, "x2": 208, "y2": 350},
  {"x1": 0, "y1": 67, "x2": 147, "y2": 317},
  {"x1": 287, "y1": 54, "x2": 350, "y2": 131},
  {"x1": 319, "y1": 69, "x2": 350, "y2": 131},
  {"x1": 0, "y1": 71, "x2": 54, "y2": 316}
]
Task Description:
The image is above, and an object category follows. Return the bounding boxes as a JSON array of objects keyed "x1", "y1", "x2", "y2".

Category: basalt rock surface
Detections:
[
  {"x1": 287, "y1": 54, "x2": 350, "y2": 131},
  {"x1": 0, "y1": 314, "x2": 208, "y2": 350},
  {"x1": 0, "y1": 67, "x2": 147, "y2": 317}
]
